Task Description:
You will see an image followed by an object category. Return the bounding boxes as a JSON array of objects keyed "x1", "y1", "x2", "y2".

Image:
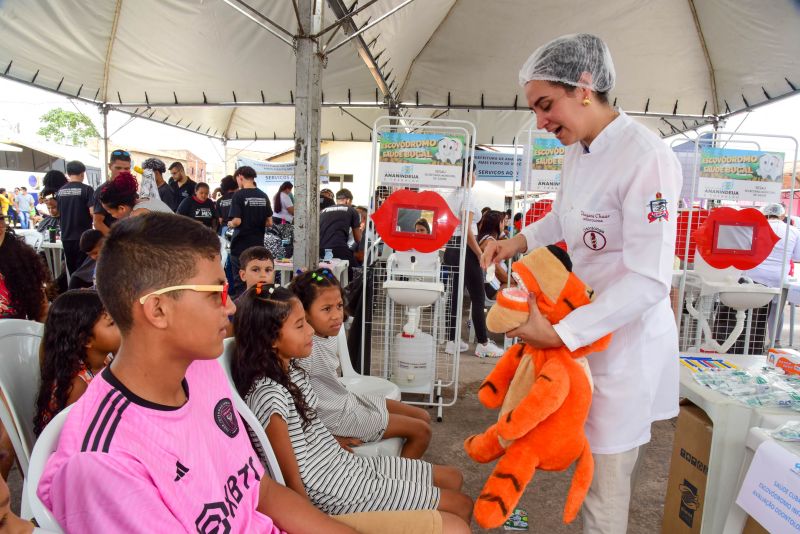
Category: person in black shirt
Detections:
[
  {"x1": 319, "y1": 188, "x2": 362, "y2": 267},
  {"x1": 168, "y1": 161, "x2": 196, "y2": 202},
  {"x1": 141, "y1": 158, "x2": 177, "y2": 211},
  {"x1": 58, "y1": 160, "x2": 95, "y2": 274},
  {"x1": 228, "y1": 166, "x2": 272, "y2": 297},
  {"x1": 216, "y1": 175, "x2": 238, "y2": 234},
  {"x1": 176, "y1": 182, "x2": 219, "y2": 231},
  {"x1": 93, "y1": 150, "x2": 131, "y2": 235}
]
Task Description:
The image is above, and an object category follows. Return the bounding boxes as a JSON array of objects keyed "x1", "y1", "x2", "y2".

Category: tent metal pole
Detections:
[
  {"x1": 222, "y1": 138, "x2": 229, "y2": 175},
  {"x1": 325, "y1": 0, "x2": 418, "y2": 54},
  {"x1": 101, "y1": 104, "x2": 109, "y2": 182},
  {"x1": 293, "y1": 0, "x2": 323, "y2": 270},
  {"x1": 328, "y1": 0, "x2": 391, "y2": 96},
  {"x1": 313, "y1": 0, "x2": 381, "y2": 38},
  {"x1": 221, "y1": 0, "x2": 296, "y2": 48}
]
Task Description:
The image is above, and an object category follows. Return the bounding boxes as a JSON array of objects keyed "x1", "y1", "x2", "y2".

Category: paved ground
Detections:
[{"x1": 423, "y1": 339, "x2": 676, "y2": 534}]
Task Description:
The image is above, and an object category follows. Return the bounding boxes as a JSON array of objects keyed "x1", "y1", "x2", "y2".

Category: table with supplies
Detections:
[{"x1": 677, "y1": 353, "x2": 800, "y2": 533}]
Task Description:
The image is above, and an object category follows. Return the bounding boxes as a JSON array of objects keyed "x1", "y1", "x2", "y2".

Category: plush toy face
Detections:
[{"x1": 486, "y1": 245, "x2": 595, "y2": 333}]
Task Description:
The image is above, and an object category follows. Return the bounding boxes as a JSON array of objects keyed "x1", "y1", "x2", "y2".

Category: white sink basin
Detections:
[
  {"x1": 718, "y1": 285, "x2": 780, "y2": 310},
  {"x1": 383, "y1": 280, "x2": 444, "y2": 306}
]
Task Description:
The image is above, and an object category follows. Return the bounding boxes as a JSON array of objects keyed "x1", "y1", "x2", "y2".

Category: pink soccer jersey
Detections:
[{"x1": 38, "y1": 358, "x2": 284, "y2": 533}]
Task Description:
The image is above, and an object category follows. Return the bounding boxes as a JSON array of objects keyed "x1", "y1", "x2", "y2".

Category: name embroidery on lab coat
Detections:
[{"x1": 647, "y1": 192, "x2": 669, "y2": 223}]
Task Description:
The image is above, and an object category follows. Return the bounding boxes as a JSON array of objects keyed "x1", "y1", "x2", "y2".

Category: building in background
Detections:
[
  {"x1": 0, "y1": 137, "x2": 102, "y2": 189},
  {"x1": 115, "y1": 147, "x2": 207, "y2": 184}
]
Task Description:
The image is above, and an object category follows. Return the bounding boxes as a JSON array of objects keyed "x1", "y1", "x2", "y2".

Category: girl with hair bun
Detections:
[{"x1": 98, "y1": 170, "x2": 172, "y2": 220}]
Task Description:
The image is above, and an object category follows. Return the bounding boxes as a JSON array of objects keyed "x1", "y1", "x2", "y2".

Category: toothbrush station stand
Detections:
[
  {"x1": 362, "y1": 117, "x2": 476, "y2": 421},
  {"x1": 384, "y1": 251, "x2": 444, "y2": 394},
  {"x1": 681, "y1": 207, "x2": 780, "y2": 354},
  {"x1": 370, "y1": 188, "x2": 461, "y2": 401}
]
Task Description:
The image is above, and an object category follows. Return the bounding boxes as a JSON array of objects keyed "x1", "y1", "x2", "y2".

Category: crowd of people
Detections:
[
  {"x1": 0, "y1": 146, "x2": 478, "y2": 532},
  {"x1": 0, "y1": 31, "x2": 729, "y2": 534},
  {"x1": 0, "y1": 211, "x2": 473, "y2": 533}
]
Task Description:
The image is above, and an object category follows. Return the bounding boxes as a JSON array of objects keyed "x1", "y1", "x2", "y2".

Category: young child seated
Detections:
[
  {"x1": 33, "y1": 289, "x2": 120, "y2": 436},
  {"x1": 226, "y1": 246, "x2": 278, "y2": 337},
  {"x1": 37, "y1": 212, "x2": 353, "y2": 533},
  {"x1": 67, "y1": 229, "x2": 104, "y2": 290},
  {"x1": 231, "y1": 286, "x2": 472, "y2": 524},
  {"x1": 290, "y1": 269, "x2": 432, "y2": 458},
  {"x1": 239, "y1": 246, "x2": 276, "y2": 290}
]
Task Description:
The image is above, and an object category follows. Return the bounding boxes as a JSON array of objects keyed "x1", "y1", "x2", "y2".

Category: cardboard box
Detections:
[
  {"x1": 662, "y1": 401, "x2": 713, "y2": 533},
  {"x1": 742, "y1": 515, "x2": 769, "y2": 534}
]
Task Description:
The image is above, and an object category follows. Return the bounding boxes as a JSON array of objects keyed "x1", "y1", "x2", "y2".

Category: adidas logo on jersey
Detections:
[{"x1": 174, "y1": 460, "x2": 190, "y2": 481}]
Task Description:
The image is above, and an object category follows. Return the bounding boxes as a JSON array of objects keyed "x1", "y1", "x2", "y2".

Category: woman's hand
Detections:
[
  {"x1": 480, "y1": 234, "x2": 527, "y2": 269},
  {"x1": 506, "y1": 294, "x2": 564, "y2": 349},
  {"x1": 334, "y1": 436, "x2": 363, "y2": 453}
]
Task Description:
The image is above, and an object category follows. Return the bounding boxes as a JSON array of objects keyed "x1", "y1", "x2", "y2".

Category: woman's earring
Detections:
[{"x1": 582, "y1": 98, "x2": 592, "y2": 107}]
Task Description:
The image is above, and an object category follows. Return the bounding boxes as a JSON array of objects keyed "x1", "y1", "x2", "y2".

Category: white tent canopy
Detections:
[{"x1": 1, "y1": 0, "x2": 798, "y2": 143}]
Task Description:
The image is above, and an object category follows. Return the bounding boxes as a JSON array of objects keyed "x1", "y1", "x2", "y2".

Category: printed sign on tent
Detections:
[
  {"x1": 697, "y1": 147, "x2": 784, "y2": 203},
  {"x1": 474, "y1": 151, "x2": 523, "y2": 181},
  {"x1": 378, "y1": 132, "x2": 465, "y2": 188},
  {"x1": 526, "y1": 137, "x2": 565, "y2": 192},
  {"x1": 236, "y1": 154, "x2": 330, "y2": 188}
]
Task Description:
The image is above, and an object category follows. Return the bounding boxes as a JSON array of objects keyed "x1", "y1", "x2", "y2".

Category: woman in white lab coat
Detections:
[{"x1": 481, "y1": 34, "x2": 682, "y2": 534}]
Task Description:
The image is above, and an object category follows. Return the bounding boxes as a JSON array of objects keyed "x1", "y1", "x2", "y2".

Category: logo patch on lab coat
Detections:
[
  {"x1": 583, "y1": 228, "x2": 606, "y2": 250},
  {"x1": 647, "y1": 192, "x2": 669, "y2": 223}
]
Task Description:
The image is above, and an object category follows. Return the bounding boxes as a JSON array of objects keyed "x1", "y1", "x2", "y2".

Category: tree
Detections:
[{"x1": 37, "y1": 108, "x2": 99, "y2": 146}]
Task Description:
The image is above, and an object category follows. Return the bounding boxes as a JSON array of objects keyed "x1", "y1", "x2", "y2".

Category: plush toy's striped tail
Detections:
[{"x1": 563, "y1": 437, "x2": 593, "y2": 523}]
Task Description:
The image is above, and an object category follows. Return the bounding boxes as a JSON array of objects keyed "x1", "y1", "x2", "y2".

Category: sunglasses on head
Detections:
[{"x1": 111, "y1": 150, "x2": 130, "y2": 157}]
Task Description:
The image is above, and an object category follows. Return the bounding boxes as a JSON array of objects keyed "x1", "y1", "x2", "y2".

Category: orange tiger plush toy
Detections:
[{"x1": 464, "y1": 245, "x2": 612, "y2": 529}]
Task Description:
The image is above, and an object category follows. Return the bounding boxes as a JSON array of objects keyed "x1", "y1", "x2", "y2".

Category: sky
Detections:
[{"x1": 1, "y1": 76, "x2": 799, "y2": 174}]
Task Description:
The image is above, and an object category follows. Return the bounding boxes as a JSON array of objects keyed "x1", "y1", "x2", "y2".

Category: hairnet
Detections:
[
  {"x1": 518, "y1": 33, "x2": 615, "y2": 92},
  {"x1": 141, "y1": 157, "x2": 166, "y2": 174},
  {"x1": 763, "y1": 203, "x2": 785, "y2": 218}
]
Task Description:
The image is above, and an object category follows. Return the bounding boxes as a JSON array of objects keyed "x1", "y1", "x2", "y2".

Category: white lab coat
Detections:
[{"x1": 521, "y1": 111, "x2": 682, "y2": 454}]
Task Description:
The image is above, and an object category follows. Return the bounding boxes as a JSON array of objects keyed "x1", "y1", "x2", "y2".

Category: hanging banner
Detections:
[
  {"x1": 378, "y1": 132, "x2": 465, "y2": 188},
  {"x1": 526, "y1": 137, "x2": 565, "y2": 192},
  {"x1": 697, "y1": 147, "x2": 784, "y2": 202},
  {"x1": 236, "y1": 154, "x2": 330, "y2": 187},
  {"x1": 474, "y1": 151, "x2": 523, "y2": 181}
]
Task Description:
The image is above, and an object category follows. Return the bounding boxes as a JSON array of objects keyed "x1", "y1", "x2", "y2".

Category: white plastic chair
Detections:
[
  {"x1": 336, "y1": 328, "x2": 404, "y2": 457},
  {"x1": 0, "y1": 319, "x2": 43, "y2": 475},
  {"x1": 336, "y1": 327, "x2": 401, "y2": 401},
  {"x1": 218, "y1": 338, "x2": 285, "y2": 484},
  {"x1": 26, "y1": 405, "x2": 70, "y2": 533},
  {"x1": 17, "y1": 230, "x2": 43, "y2": 252}
]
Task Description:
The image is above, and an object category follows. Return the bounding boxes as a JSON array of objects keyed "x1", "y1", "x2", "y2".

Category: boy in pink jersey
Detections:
[{"x1": 37, "y1": 212, "x2": 354, "y2": 533}]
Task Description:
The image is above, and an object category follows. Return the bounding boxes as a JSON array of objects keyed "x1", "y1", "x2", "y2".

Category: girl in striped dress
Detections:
[
  {"x1": 290, "y1": 268, "x2": 432, "y2": 458},
  {"x1": 231, "y1": 285, "x2": 472, "y2": 523}
]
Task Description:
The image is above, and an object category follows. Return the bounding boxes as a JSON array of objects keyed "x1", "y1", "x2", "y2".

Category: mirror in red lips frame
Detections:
[
  {"x1": 371, "y1": 189, "x2": 460, "y2": 253},
  {"x1": 692, "y1": 207, "x2": 779, "y2": 270}
]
